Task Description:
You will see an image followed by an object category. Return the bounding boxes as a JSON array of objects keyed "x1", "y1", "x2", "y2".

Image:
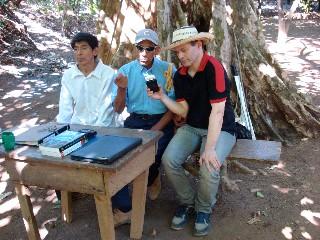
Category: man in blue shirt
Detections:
[{"x1": 113, "y1": 28, "x2": 175, "y2": 201}]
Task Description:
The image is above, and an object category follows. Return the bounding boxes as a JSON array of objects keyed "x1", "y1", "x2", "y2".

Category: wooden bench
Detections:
[{"x1": 183, "y1": 139, "x2": 282, "y2": 176}]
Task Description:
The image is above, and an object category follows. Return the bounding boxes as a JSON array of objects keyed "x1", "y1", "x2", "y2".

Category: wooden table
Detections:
[{"x1": 1, "y1": 124, "x2": 162, "y2": 240}]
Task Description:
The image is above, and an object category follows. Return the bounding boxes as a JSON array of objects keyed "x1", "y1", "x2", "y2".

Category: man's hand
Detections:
[
  {"x1": 115, "y1": 73, "x2": 128, "y2": 89},
  {"x1": 173, "y1": 114, "x2": 186, "y2": 128},
  {"x1": 147, "y1": 86, "x2": 163, "y2": 100},
  {"x1": 199, "y1": 148, "x2": 221, "y2": 172}
]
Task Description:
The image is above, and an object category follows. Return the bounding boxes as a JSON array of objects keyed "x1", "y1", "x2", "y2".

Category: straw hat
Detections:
[{"x1": 165, "y1": 26, "x2": 214, "y2": 50}]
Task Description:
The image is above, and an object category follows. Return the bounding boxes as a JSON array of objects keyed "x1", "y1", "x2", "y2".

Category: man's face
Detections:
[
  {"x1": 73, "y1": 41, "x2": 97, "y2": 67},
  {"x1": 136, "y1": 40, "x2": 158, "y2": 68},
  {"x1": 173, "y1": 41, "x2": 202, "y2": 67}
]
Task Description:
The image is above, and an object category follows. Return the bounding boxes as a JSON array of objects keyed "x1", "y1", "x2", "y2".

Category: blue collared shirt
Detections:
[{"x1": 115, "y1": 57, "x2": 176, "y2": 114}]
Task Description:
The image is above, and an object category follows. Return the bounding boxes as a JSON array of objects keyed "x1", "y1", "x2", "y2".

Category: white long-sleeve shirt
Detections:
[{"x1": 56, "y1": 60, "x2": 123, "y2": 127}]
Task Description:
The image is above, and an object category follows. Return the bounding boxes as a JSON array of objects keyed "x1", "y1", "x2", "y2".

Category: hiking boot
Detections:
[
  {"x1": 193, "y1": 211, "x2": 211, "y2": 237},
  {"x1": 171, "y1": 205, "x2": 194, "y2": 230},
  {"x1": 148, "y1": 174, "x2": 161, "y2": 200},
  {"x1": 113, "y1": 209, "x2": 131, "y2": 227}
]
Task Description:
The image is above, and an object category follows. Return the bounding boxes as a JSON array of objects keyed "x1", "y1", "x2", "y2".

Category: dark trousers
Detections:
[
  {"x1": 55, "y1": 186, "x2": 131, "y2": 213},
  {"x1": 124, "y1": 113, "x2": 174, "y2": 186}
]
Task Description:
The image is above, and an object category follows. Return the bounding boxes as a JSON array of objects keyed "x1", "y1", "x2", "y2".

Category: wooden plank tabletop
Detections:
[{"x1": 0, "y1": 124, "x2": 162, "y2": 172}]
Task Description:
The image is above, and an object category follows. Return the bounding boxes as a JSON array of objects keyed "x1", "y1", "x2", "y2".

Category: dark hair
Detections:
[
  {"x1": 70, "y1": 32, "x2": 99, "y2": 50},
  {"x1": 190, "y1": 40, "x2": 207, "y2": 51}
]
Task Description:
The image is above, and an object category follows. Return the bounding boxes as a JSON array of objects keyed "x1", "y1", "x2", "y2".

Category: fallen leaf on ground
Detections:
[
  {"x1": 247, "y1": 216, "x2": 261, "y2": 224},
  {"x1": 256, "y1": 191, "x2": 264, "y2": 198},
  {"x1": 250, "y1": 188, "x2": 262, "y2": 193}
]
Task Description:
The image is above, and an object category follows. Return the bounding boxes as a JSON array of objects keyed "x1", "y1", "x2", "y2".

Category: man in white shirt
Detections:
[
  {"x1": 56, "y1": 32, "x2": 130, "y2": 226},
  {"x1": 56, "y1": 33, "x2": 121, "y2": 127}
]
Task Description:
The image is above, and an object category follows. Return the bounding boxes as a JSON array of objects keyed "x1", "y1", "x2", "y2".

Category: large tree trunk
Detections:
[
  {"x1": 98, "y1": 0, "x2": 156, "y2": 67},
  {"x1": 158, "y1": 0, "x2": 320, "y2": 142},
  {"x1": 157, "y1": 0, "x2": 187, "y2": 63},
  {"x1": 97, "y1": 0, "x2": 125, "y2": 65},
  {"x1": 229, "y1": 0, "x2": 319, "y2": 141},
  {"x1": 156, "y1": 0, "x2": 173, "y2": 62}
]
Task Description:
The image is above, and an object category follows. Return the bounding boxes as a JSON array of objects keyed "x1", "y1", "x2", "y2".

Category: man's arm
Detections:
[
  {"x1": 199, "y1": 100, "x2": 226, "y2": 171},
  {"x1": 113, "y1": 88, "x2": 126, "y2": 113},
  {"x1": 56, "y1": 83, "x2": 74, "y2": 123},
  {"x1": 113, "y1": 73, "x2": 127, "y2": 113},
  {"x1": 150, "y1": 111, "x2": 173, "y2": 131},
  {"x1": 148, "y1": 88, "x2": 189, "y2": 118}
]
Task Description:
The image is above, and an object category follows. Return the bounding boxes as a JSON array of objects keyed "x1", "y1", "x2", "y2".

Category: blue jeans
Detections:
[
  {"x1": 111, "y1": 186, "x2": 131, "y2": 212},
  {"x1": 162, "y1": 124, "x2": 236, "y2": 214}
]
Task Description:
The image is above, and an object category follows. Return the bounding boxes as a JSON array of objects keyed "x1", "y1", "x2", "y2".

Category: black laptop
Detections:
[{"x1": 70, "y1": 135, "x2": 142, "y2": 165}]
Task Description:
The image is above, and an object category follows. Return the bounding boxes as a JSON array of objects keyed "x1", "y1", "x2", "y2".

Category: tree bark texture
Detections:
[
  {"x1": 156, "y1": 0, "x2": 173, "y2": 62},
  {"x1": 229, "y1": 0, "x2": 319, "y2": 141},
  {"x1": 97, "y1": 0, "x2": 124, "y2": 65},
  {"x1": 98, "y1": 0, "x2": 156, "y2": 67},
  {"x1": 157, "y1": 0, "x2": 188, "y2": 63}
]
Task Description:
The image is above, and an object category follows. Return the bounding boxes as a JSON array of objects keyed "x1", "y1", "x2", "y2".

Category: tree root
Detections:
[
  {"x1": 230, "y1": 160, "x2": 257, "y2": 175},
  {"x1": 221, "y1": 175, "x2": 242, "y2": 192}
]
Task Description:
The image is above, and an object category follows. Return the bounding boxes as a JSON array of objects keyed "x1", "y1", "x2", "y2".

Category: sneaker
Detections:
[
  {"x1": 148, "y1": 174, "x2": 161, "y2": 200},
  {"x1": 193, "y1": 212, "x2": 211, "y2": 237},
  {"x1": 113, "y1": 209, "x2": 131, "y2": 227},
  {"x1": 171, "y1": 205, "x2": 194, "y2": 230}
]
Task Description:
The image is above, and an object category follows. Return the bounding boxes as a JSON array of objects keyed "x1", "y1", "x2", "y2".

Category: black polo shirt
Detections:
[{"x1": 174, "y1": 53, "x2": 235, "y2": 134}]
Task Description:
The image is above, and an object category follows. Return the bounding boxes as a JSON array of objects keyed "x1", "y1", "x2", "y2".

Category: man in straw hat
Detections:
[{"x1": 148, "y1": 26, "x2": 236, "y2": 236}]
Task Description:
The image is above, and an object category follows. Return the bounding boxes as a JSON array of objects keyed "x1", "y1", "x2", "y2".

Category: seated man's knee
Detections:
[
  {"x1": 162, "y1": 150, "x2": 174, "y2": 170},
  {"x1": 199, "y1": 165, "x2": 220, "y2": 181},
  {"x1": 162, "y1": 147, "x2": 182, "y2": 170}
]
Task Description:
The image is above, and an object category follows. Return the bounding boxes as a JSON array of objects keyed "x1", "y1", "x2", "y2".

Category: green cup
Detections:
[{"x1": 2, "y1": 131, "x2": 15, "y2": 151}]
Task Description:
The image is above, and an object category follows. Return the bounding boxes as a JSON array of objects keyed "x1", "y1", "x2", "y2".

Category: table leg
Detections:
[
  {"x1": 130, "y1": 169, "x2": 149, "y2": 240},
  {"x1": 14, "y1": 184, "x2": 40, "y2": 240},
  {"x1": 94, "y1": 191, "x2": 115, "y2": 240},
  {"x1": 61, "y1": 191, "x2": 72, "y2": 223}
]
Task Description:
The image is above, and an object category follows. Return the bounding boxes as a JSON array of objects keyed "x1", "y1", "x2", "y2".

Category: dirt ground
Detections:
[{"x1": 0, "y1": 4, "x2": 319, "y2": 240}]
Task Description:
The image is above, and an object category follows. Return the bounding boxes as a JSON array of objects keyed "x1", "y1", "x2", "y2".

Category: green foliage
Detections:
[
  {"x1": 88, "y1": 0, "x2": 99, "y2": 14},
  {"x1": 301, "y1": 0, "x2": 313, "y2": 13},
  {"x1": 27, "y1": 0, "x2": 100, "y2": 14},
  {"x1": 0, "y1": 20, "x2": 5, "y2": 29},
  {"x1": 0, "y1": 0, "x2": 8, "y2": 7}
]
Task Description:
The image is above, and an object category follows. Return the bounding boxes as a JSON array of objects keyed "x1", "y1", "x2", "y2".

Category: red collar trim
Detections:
[
  {"x1": 178, "y1": 52, "x2": 209, "y2": 75},
  {"x1": 198, "y1": 52, "x2": 209, "y2": 72},
  {"x1": 178, "y1": 66, "x2": 188, "y2": 75}
]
